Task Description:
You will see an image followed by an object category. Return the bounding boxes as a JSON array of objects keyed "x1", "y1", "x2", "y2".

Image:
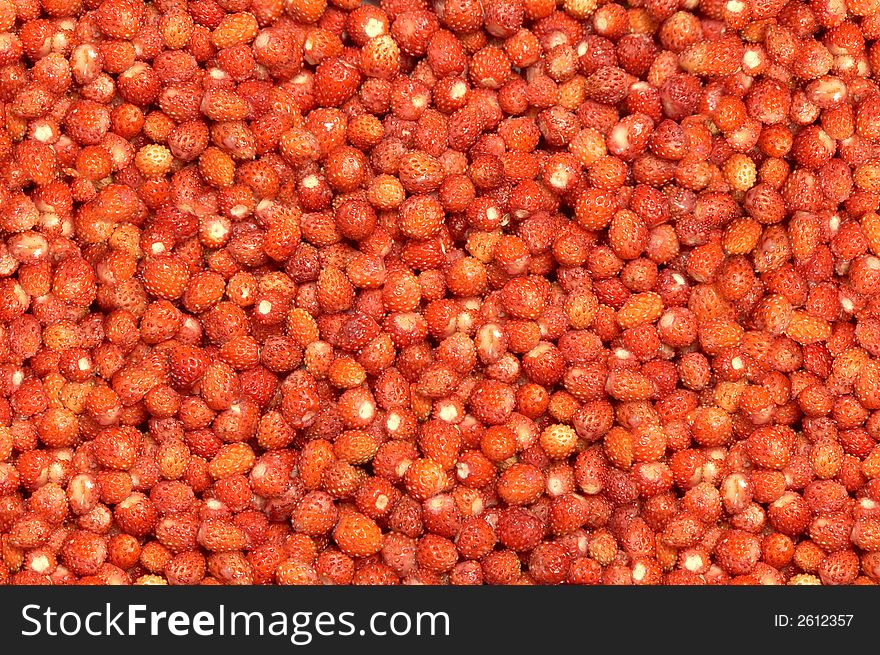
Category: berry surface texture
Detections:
[{"x1": 0, "y1": 0, "x2": 879, "y2": 587}]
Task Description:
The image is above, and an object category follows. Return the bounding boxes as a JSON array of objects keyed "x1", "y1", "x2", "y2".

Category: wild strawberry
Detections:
[
  {"x1": 140, "y1": 254, "x2": 190, "y2": 301},
  {"x1": 469, "y1": 379, "x2": 515, "y2": 425},
  {"x1": 403, "y1": 458, "x2": 451, "y2": 500},
  {"x1": 53, "y1": 258, "x2": 97, "y2": 306},
  {"x1": 497, "y1": 463, "x2": 544, "y2": 505},
  {"x1": 199, "y1": 147, "x2": 236, "y2": 187},
  {"x1": 398, "y1": 194, "x2": 445, "y2": 239},
  {"x1": 361, "y1": 35, "x2": 401, "y2": 80},
  {"x1": 495, "y1": 507, "x2": 543, "y2": 552},
  {"x1": 617, "y1": 292, "x2": 664, "y2": 329},
  {"x1": 197, "y1": 519, "x2": 249, "y2": 552},
  {"x1": 526, "y1": 541, "x2": 570, "y2": 584},
  {"x1": 207, "y1": 552, "x2": 254, "y2": 584},
  {"x1": 63, "y1": 99, "x2": 111, "y2": 145},
  {"x1": 208, "y1": 443, "x2": 255, "y2": 480},
  {"x1": 8, "y1": 514, "x2": 51, "y2": 550},
  {"x1": 810, "y1": 513, "x2": 854, "y2": 552},
  {"x1": 356, "y1": 477, "x2": 400, "y2": 520},
  {"x1": 211, "y1": 12, "x2": 259, "y2": 48},
  {"x1": 539, "y1": 424, "x2": 578, "y2": 460},
  {"x1": 714, "y1": 529, "x2": 761, "y2": 576},
  {"x1": 114, "y1": 493, "x2": 158, "y2": 538},
  {"x1": 92, "y1": 427, "x2": 141, "y2": 471},
  {"x1": 333, "y1": 511, "x2": 383, "y2": 557},
  {"x1": 61, "y1": 530, "x2": 108, "y2": 576},
  {"x1": 201, "y1": 88, "x2": 249, "y2": 122},
  {"x1": 164, "y1": 551, "x2": 206, "y2": 585},
  {"x1": 96, "y1": 0, "x2": 144, "y2": 40},
  {"x1": 314, "y1": 57, "x2": 361, "y2": 107},
  {"x1": 605, "y1": 369, "x2": 655, "y2": 402}
]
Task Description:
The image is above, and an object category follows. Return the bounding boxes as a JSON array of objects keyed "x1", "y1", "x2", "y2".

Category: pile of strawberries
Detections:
[{"x1": 0, "y1": 0, "x2": 879, "y2": 586}]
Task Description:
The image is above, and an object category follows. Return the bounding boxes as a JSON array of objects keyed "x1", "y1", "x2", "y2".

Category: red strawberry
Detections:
[
  {"x1": 714, "y1": 529, "x2": 761, "y2": 576},
  {"x1": 61, "y1": 530, "x2": 108, "y2": 576},
  {"x1": 333, "y1": 511, "x2": 383, "y2": 557},
  {"x1": 314, "y1": 57, "x2": 361, "y2": 107},
  {"x1": 197, "y1": 519, "x2": 249, "y2": 552}
]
